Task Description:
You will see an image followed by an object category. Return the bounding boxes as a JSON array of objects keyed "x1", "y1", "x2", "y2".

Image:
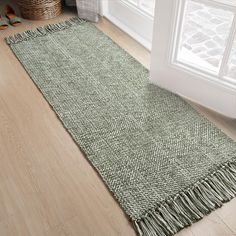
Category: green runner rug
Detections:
[{"x1": 6, "y1": 18, "x2": 236, "y2": 236}]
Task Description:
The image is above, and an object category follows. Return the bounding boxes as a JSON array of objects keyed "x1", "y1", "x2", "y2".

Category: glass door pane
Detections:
[
  {"x1": 225, "y1": 35, "x2": 236, "y2": 79},
  {"x1": 176, "y1": 0, "x2": 234, "y2": 75},
  {"x1": 150, "y1": 0, "x2": 236, "y2": 117}
]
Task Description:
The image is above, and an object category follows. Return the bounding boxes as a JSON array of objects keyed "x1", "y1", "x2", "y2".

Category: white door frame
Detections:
[
  {"x1": 150, "y1": 0, "x2": 236, "y2": 118},
  {"x1": 101, "y1": 0, "x2": 154, "y2": 50}
]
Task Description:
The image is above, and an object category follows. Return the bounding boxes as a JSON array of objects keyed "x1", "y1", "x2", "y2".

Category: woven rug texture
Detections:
[{"x1": 6, "y1": 18, "x2": 236, "y2": 236}]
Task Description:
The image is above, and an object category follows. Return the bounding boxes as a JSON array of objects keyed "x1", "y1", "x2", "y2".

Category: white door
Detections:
[
  {"x1": 150, "y1": 0, "x2": 236, "y2": 118},
  {"x1": 102, "y1": 0, "x2": 155, "y2": 50}
]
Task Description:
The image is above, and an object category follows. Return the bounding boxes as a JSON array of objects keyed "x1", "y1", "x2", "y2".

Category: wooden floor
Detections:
[{"x1": 1, "y1": 5, "x2": 236, "y2": 236}]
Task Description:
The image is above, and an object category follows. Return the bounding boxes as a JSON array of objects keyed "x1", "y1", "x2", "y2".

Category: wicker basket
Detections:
[{"x1": 18, "y1": 0, "x2": 62, "y2": 20}]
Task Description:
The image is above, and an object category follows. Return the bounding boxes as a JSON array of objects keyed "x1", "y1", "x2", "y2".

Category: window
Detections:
[
  {"x1": 172, "y1": 0, "x2": 236, "y2": 84},
  {"x1": 150, "y1": 0, "x2": 236, "y2": 118}
]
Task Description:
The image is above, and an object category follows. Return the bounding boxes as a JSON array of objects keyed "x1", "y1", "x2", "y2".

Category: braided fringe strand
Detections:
[
  {"x1": 5, "y1": 17, "x2": 85, "y2": 45},
  {"x1": 134, "y1": 162, "x2": 236, "y2": 236}
]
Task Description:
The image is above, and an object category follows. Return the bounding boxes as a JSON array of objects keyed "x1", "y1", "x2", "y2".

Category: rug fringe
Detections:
[
  {"x1": 5, "y1": 17, "x2": 85, "y2": 45},
  {"x1": 134, "y1": 161, "x2": 236, "y2": 236}
]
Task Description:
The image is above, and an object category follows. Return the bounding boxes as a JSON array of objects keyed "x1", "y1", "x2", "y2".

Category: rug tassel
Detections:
[
  {"x1": 5, "y1": 17, "x2": 86, "y2": 45},
  {"x1": 133, "y1": 161, "x2": 236, "y2": 236}
]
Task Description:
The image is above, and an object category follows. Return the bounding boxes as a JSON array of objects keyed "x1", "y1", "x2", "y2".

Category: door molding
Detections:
[{"x1": 102, "y1": 0, "x2": 154, "y2": 50}]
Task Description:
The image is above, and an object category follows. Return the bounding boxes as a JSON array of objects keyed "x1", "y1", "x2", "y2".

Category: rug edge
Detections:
[
  {"x1": 134, "y1": 161, "x2": 236, "y2": 236},
  {"x1": 5, "y1": 17, "x2": 86, "y2": 45}
]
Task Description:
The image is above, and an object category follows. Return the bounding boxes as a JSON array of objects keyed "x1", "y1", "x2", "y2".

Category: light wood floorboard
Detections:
[{"x1": 0, "y1": 5, "x2": 236, "y2": 236}]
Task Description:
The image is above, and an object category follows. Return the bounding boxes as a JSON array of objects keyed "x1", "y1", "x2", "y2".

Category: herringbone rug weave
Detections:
[{"x1": 6, "y1": 18, "x2": 236, "y2": 236}]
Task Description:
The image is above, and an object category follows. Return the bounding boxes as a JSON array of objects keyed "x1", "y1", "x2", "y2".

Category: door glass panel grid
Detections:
[
  {"x1": 220, "y1": 18, "x2": 236, "y2": 82},
  {"x1": 226, "y1": 35, "x2": 236, "y2": 79},
  {"x1": 171, "y1": 0, "x2": 236, "y2": 85}
]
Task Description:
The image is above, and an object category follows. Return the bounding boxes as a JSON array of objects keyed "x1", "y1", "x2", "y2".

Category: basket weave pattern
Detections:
[{"x1": 18, "y1": 0, "x2": 62, "y2": 20}]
